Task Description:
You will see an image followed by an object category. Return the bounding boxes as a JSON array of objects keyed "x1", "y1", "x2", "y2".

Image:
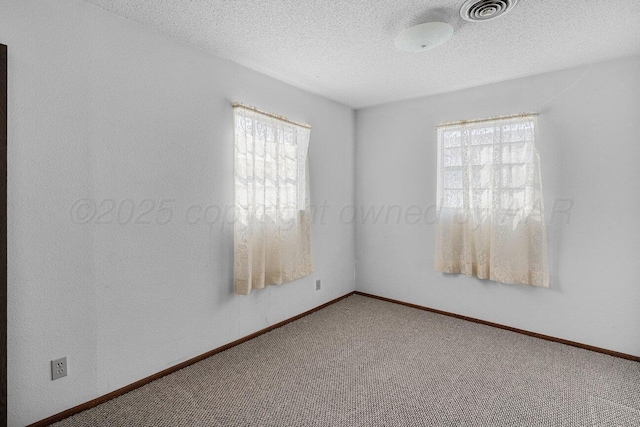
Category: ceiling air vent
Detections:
[{"x1": 460, "y1": 0, "x2": 518, "y2": 22}]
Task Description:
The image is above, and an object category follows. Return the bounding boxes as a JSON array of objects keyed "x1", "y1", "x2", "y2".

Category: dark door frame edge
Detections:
[{"x1": 1, "y1": 42, "x2": 8, "y2": 427}]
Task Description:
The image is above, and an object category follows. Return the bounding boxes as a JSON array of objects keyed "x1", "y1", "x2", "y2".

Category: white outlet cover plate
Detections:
[{"x1": 51, "y1": 357, "x2": 67, "y2": 380}]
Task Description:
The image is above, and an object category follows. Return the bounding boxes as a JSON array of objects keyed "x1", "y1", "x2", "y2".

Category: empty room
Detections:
[{"x1": 2, "y1": 0, "x2": 640, "y2": 425}]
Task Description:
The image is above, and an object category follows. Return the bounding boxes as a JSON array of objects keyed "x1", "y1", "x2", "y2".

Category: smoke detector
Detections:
[{"x1": 460, "y1": 0, "x2": 518, "y2": 22}]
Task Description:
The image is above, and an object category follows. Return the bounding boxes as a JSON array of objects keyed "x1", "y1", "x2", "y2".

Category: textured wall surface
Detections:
[
  {"x1": 356, "y1": 55, "x2": 640, "y2": 358},
  {"x1": 1, "y1": 1, "x2": 355, "y2": 425},
  {"x1": 3, "y1": 0, "x2": 640, "y2": 425}
]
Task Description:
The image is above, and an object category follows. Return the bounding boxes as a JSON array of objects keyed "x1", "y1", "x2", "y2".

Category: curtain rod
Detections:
[
  {"x1": 232, "y1": 102, "x2": 311, "y2": 130},
  {"x1": 435, "y1": 112, "x2": 538, "y2": 129}
]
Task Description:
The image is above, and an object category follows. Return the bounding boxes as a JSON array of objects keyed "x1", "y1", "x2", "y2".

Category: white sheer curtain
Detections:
[
  {"x1": 435, "y1": 114, "x2": 549, "y2": 287},
  {"x1": 233, "y1": 105, "x2": 313, "y2": 295}
]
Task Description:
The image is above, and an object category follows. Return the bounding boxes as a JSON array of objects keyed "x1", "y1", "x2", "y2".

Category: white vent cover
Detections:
[{"x1": 460, "y1": 0, "x2": 518, "y2": 22}]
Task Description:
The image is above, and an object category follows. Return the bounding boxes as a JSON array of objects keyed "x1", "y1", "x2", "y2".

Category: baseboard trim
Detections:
[
  {"x1": 355, "y1": 291, "x2": 640, "y2": 363},
  {"x1": 29, "y1": 291, "x2": 356, "y2": 427},
  {"x1": 30, "y1": 289, "x2": 638, "y2": 425}
]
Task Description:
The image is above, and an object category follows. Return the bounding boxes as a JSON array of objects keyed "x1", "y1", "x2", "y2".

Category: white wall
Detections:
[
  {"x1": 356, "y1": 55, "x2": 640, "y2": 358},
  {"x1": 1, "y1": 1, "x2": 355, "y2": 425},
  {"x1": 3, "y1": 0, "x2": 639, "y2": 424}
]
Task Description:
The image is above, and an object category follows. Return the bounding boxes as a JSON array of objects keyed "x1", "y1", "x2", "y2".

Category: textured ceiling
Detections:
[{"x1": 84, "y1": 0, "x2": 640, "y2": 108}]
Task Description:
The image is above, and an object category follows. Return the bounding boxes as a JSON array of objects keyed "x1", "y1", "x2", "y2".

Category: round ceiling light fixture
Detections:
[
  {"x1": 460, "y1": 0, "x2": 518, "y2": 22},
  {"x1": 394, "y1": 22, "x2": 454, "y2": 52}
]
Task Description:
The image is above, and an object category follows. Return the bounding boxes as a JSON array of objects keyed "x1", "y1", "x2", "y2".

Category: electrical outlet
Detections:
[
  {"x1": 316, "y1": 279, "x2": 321, "y2": 291},
  {"x1": 51, "y1": 357, "x2": 67, "y2": 380}
]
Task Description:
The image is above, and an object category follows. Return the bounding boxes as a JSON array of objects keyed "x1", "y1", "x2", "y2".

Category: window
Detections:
[
  {"x1": 233, "y1": 104, "x2": 313, "y2": 295},
  {"x1": 435, "y1": 114, "x2": 548, "y2": 287}
]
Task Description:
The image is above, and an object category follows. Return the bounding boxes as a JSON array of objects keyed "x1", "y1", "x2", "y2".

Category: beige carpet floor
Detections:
[{"x1": 54, "y1": 294, "x2": 640, "y2": 426}]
